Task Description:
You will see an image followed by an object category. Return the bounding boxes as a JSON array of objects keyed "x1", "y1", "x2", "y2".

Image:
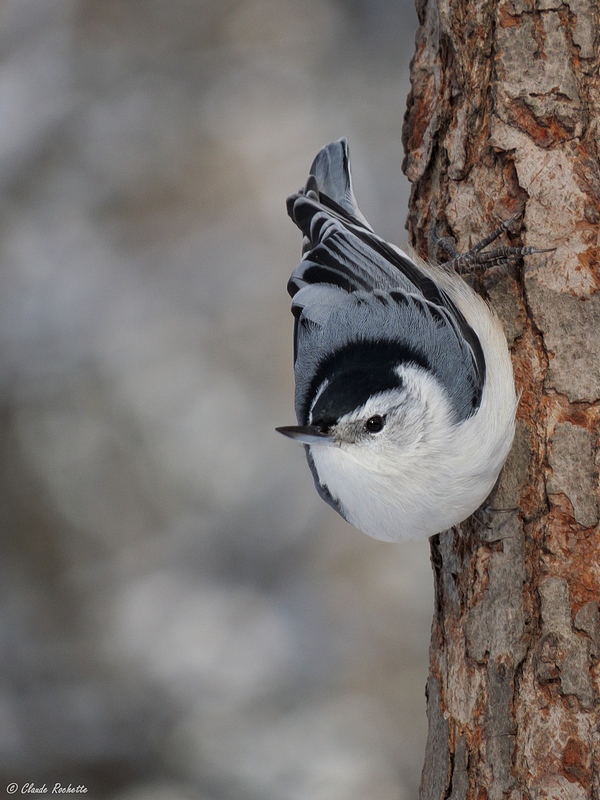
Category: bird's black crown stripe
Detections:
[{"x1": 303, "y1": 340, "x2": 429, "y2": 427}]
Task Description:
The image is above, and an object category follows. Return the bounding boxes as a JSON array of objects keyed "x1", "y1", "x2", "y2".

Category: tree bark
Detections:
[{"x1": 403, "y1": 1, "x2": 600, "y2": 797}]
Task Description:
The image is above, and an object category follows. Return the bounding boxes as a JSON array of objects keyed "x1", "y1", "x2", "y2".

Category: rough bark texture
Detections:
[{"x1": 402, "y1": 1, "x2": 600, "y2": 797}]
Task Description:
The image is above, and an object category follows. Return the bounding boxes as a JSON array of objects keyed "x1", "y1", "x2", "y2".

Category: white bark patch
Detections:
[
  {"x1": 496, "y1": 11, "x2": 582, "y2": 134},
  {"x1": 547, "y1": 421, "x2": 599, "y2": 527},
  {"x1": 537, "y1": 576, "x2": 595, "y2": 708}
]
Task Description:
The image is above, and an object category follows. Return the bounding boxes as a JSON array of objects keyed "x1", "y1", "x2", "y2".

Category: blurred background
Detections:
[{"x1": 0, "y1": 1, "x2": 432, "y2": 798}]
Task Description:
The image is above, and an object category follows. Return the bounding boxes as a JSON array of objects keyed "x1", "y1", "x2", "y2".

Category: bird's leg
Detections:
[
  {"x1": 439, "y1": 210, "x2": 555, "y2": 274},
  {"x1": 431, "y1": 226, "x2": 459, "y2": 259},
  {"x1": 448, "y1": 244, "x2": 556, "y2": 274}
]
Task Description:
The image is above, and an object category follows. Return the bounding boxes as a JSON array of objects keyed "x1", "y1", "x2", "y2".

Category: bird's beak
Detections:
[{"x1": 276, "y1": 425, "x2": 336, "y2": 446}]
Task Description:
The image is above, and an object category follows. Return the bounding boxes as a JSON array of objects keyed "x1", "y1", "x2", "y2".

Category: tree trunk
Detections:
[{"x1": 403, "y1": 1, "x2": 600, "y2": 797}]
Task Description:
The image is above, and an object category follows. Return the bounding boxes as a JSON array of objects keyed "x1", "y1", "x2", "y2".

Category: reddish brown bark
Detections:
[{"x1": 403, "y1": 1, "x2": 600, "y2": 797}]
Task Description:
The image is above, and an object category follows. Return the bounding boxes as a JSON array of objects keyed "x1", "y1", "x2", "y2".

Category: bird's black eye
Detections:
[{"x1": 365, "y1": 415, "x2": 385, "y2": 433}]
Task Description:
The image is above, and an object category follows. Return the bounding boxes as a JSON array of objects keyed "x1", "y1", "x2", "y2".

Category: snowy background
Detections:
[{"x1": 0, "y1": 1, "x2": 432, "y2": 798}]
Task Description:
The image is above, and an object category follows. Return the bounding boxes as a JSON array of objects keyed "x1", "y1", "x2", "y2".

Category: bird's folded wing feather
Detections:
[{"x1": 286, "y1": 139, "x2": 488, "y2": 426}]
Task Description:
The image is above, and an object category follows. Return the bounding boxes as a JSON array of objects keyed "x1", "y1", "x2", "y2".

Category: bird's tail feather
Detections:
[{"x1": 300, "y1": 138, "x2": 373, "y2": 231}]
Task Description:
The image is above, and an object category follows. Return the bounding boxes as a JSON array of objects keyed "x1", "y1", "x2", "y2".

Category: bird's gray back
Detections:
[{"x1": 286, "y1": 139, "x2": 485, "y2": 427}]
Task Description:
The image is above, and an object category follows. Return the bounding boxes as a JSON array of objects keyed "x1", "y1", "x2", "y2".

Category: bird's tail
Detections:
[{"x1": 293, "y1": 138, "x2": 373, "y2": 232}]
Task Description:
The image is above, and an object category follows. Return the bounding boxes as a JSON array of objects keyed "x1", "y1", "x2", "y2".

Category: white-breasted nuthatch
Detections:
[{"x1": 277, "y1": 139, "x2": 548, "y2": 542}]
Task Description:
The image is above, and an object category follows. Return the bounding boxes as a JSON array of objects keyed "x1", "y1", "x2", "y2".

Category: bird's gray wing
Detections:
[{"x1": 287, "y1": 138, "x2": 449, "y2": 301}]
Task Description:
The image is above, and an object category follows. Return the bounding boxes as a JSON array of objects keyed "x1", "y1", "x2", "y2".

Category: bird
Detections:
[{"x1": 277, "y1": 138, "x2": 543, "y2": 542}]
